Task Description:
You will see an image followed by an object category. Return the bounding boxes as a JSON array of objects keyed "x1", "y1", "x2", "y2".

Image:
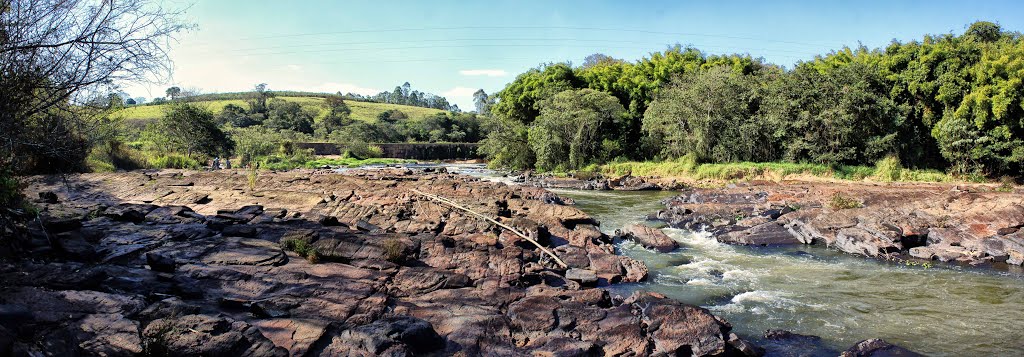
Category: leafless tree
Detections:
[{"x1": 0, "y1": 0, "x2": 190, "y2": 173}]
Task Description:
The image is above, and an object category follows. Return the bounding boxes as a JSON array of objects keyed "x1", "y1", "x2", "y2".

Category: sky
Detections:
[{"x1": 126, "y1": 0, "x2": 1024, "y2": 110}]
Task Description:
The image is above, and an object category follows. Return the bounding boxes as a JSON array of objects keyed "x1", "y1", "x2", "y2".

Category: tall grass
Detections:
[{"x1": 599, "y1": 159, "x2": 961, "y2": 183}]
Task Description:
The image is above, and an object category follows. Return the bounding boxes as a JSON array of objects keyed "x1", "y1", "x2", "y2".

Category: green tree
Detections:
[
  {"x1": 247, "y1": 83, "x2": 274, "y2": 114},
  {"x1": 528, "y1": 89, "x2": 626, "y2": 170},
  {"x1": 264, "y1": 99, "x2": 315, "y2": 134},
  {"x1": 165, "y1": 86, "x2": 182, "y2": 100},
  {"x1": 643, "y1": 66, "x2": 780, "y2": 162},
  {"x1": 158, "y1": 103, "x2": 232, "y2": 157},
  {"x1": 479, "y1": 116, "x2": 534, "y2": 170},
  {"x1": 377, "y1": 109, "x2": 408, "y2": 124},
  {"x1": 491, "y1": 63, "x2": 579, "y2": 124}
]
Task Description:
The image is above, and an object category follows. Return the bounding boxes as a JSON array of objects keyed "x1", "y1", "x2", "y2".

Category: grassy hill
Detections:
[{"x1": 113, "y1": 96, "x2": 448, "y2": 124}]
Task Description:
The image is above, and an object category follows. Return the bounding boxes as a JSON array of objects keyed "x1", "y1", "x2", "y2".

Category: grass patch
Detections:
[
  {"x1": 282, "y1": 237, "x2": 321, "y2": 263},
  {"x1": 828, "y1": 192, "x2": 863, "y2": 209}
]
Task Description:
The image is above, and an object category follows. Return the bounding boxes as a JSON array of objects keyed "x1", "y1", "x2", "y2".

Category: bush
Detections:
[
  {"x1": 0, "y1": 170, "x2": 22, "y2": 208},
  {"x1": 873, "y1": 155, "x2": 902, "y2": 182},
  {"x1": 87, "y1": 140, "x2": 149, "y2": 172},
  {"x1": 282, "y1": 237, "x2": 320, "y2": 263},
  {"x1": 381, "y1": 238, "x2": 404, "y2": 263},
  {"x1": 341, "y1": 140, "x2": 383, "y2": 159}
]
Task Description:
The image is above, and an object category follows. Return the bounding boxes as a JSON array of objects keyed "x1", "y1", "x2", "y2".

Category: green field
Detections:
[{"x1": 113, "y1": 96, "x2": 447, "y2": 124}]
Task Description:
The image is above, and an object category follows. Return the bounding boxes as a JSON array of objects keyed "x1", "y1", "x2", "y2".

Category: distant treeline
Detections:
[
  {"x1": 151, "y1": 82, "x2": 460, "y2": 112},
  {"x1": 481, "y1": 21, "x2": 1023, "y2": 177}
]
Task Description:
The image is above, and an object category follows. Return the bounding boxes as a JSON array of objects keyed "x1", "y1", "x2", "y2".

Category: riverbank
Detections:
[
  {"x1": 649, "y1": 180, "x2": 1024, "y2": 268},
  {"x1": 2, "y1": 168, "x2": 764, "y2": 356}
]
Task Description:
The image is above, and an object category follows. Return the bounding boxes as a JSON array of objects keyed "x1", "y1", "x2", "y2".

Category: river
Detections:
[
  {"x1": 553, "y1": 188, "x2": 1024, "y2": 356},
  {"x1": 419, "y1": 164, "x2": 1024, "y2": 355}
]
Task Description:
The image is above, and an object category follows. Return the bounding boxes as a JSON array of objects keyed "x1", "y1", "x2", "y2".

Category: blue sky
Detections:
[{"x1": 127, "y1": 0, "x2": 1024, "y2": 110}]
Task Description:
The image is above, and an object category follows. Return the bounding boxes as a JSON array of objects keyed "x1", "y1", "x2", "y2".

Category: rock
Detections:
[
  {"x1": 507, "y1": 296, "x2": 559, "y2": 332},
  {"x1": 565, "y1": 268, "x2": 598, "y2": 286},
  {"x1": 390, "y1": 267, "x2": 471, "y2": 296},
  {"x1": 54, "y1": 231, "x2": 97, "y2": 261},
  {"x1": 629, "y1": 292, "x2": 734, "y2": 356},
  {"x1": 103, "y1": 203, "x2": 157, "y2": 222},
  {"x1": 74, "y1": 313, "x2": 144, "y2": 356},
  {"x1": 38, "y1": 191, "x2": 59, "y2": 203},
  {"x1": 222, "y1": 224, "x2": 258, "y2": 238},
  {"x1": 908, "y1": 245, "x2": 969, "y2": 262},
  {"x1": 317, "y1": 215, "x2": 341, "y2": 226},
  {"x1": 0, "y1": 304, "x2": 33, "y2": 328},
  {"x1": 728, "y1": 332, "x2": 765, "y2": 357},
  {"x1": 761, "y1": 329, "x2": 836, "y2": 357},
  {"x1": 201, "y1": 238, "x2": 287, "y2": 266},
  {"x1": 356, "y1": 219, "x2": 381, "y2": 232},
  {"x1": 841, "y1": 338, "x2": 924, "y2": 357},
  {"x1": 146, "y1": 252, "x2": 176, "y2": 273},
  {"x1": 621, "y1": 223, "x2": 679, "y2": 252},
  {"x1": 145, "y1": 205, "x2": 197, "y2": 224},
  {"x1": 143, "y1": 314, "x2": 287, "y2": 357},
  {"x1": 719, "y1": 222, "x2": 801, "y2": 246},
  {"x1": 41, "y1": 215, "x2": 81, "y2": 233},
  {"x1": 834, "y1": 227, "x2": 901, "y2": 257},
  {"x1": 251, "y1": 318, "x2": 330, "y2": 357},
  {"x1": 322, "y1": 316, "x2": 444, "y2": 356}
]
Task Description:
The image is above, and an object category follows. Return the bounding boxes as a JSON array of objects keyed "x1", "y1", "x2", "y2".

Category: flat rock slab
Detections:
[
  {"x1": 201, "y1": 238, "x2": 287, "y2": 266},
  {"x1": 622, "y1": 223, "x2": 679, "y2": 252},
  {"x1": 719, "y1": 222, "x2": 801, "y2": 246}
]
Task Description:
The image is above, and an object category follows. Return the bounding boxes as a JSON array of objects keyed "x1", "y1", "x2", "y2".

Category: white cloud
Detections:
[
  {"x1": 442, "y1": 86, "x2": 479, "y2": 99},
  {"x1": 284, "y1": 64, "x2": 303, "y2": 71},
  {"x1": 459, "y1": 69, "x2": 507, "y2": 77}
]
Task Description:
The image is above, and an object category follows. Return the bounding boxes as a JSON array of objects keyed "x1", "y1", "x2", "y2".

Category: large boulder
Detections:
[
  {"x1": 621, "y1": 223, "x2": 679, "y2": 252},
  {"x1": 719, "y1": 222, "x2": 801, "y2": 246}
]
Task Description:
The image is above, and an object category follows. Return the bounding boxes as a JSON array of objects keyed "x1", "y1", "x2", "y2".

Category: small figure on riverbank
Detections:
[
  {"x1": 225, "y1": 157, "x2": 231, "y2": 169},
  {"x1": 212, "y1": 157, "x2": 220, "y2": 170}
]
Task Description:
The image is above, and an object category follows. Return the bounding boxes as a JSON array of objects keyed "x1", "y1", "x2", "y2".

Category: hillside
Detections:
[{"x1": 113, "y1": 96, "x2": 448, "y2": 124}]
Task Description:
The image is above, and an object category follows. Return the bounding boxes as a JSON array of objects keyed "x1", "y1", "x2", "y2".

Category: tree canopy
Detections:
[{"x1": 482, "y1": 21, "x2": 1024, "y2": 177}]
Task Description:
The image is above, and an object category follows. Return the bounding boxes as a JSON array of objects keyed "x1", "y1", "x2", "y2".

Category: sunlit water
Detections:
[
  {"x1": 362, "y1": 164, "x2": 1024, "y2": 355},
  {"x1": 551, "y1": 188, "x2": 1024, "y2": 356}
]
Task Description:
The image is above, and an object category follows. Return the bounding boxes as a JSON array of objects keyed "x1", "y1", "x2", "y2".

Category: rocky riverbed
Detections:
[
  {"x1": 0, "y1": 168, "x2": 939, "y2": 356},
  {"x1": 653, "y1": 180, "x2": 1024, "y2": 268},
  {"x1": 2, "y1": 168, "x2": 768, "y2": 356}
]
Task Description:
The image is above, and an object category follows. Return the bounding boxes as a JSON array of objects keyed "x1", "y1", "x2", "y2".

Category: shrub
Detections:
[
  {"x1": 382, "y1": 238, "x2": 404, "y2": 263},
  {"x1": 828, "y1": 192, "x2": 862, "y2": 209},
  {"x1": 873, "y1": 155, "x2": 902, "y2": 182},
  {"x1": 149, "y1": 154, "x2": 201, "y2": 169},
  {"x1": 282, "y1": 238, "x2": 320, "y2": 263},
  {"x1": 0, "y1": 170, "x2": 22, "y2": 208},
  {"x1": 87, "y1": 140, "x2": 149, "y2": 172}
]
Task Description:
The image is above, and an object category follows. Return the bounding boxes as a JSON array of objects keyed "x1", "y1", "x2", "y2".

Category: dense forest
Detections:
[{"x1": 481, "y1": 21, "x2": 1023, "y2": 178}]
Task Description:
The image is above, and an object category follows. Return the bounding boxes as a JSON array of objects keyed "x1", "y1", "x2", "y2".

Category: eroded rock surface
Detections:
[
  {"x1": 657, "y1": 181, "x2": 1024, "y2": 267},
  {"x1": 1, "y1": 169, "x2": 761, "y2": 356}
]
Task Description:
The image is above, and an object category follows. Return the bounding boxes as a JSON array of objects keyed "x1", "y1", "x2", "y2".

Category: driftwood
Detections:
[{"x1": 410, "y1": 189, "x2": 569, "y2": 269}]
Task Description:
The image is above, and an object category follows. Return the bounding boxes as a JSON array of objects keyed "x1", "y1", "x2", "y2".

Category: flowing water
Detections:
[
  {"x1": 552, "y1": 188, "x2": 1024, "y2": 356},
  {"x1": 406, "y1": 164, "x2": 1024, "y2": 355}
]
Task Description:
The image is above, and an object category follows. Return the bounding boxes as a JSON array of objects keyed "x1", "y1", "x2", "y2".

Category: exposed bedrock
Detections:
[
  {"x1": 655, "y1": 181, "x2": 1024, "y2": 267},
  {"x1": 2, "y1": 169, "x2": 760, "y2": 356}
]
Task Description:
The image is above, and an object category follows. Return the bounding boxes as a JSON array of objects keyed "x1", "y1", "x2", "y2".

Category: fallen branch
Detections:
[{"x1": 410, "y1": 188, "x2": 568, "y2": 269}]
